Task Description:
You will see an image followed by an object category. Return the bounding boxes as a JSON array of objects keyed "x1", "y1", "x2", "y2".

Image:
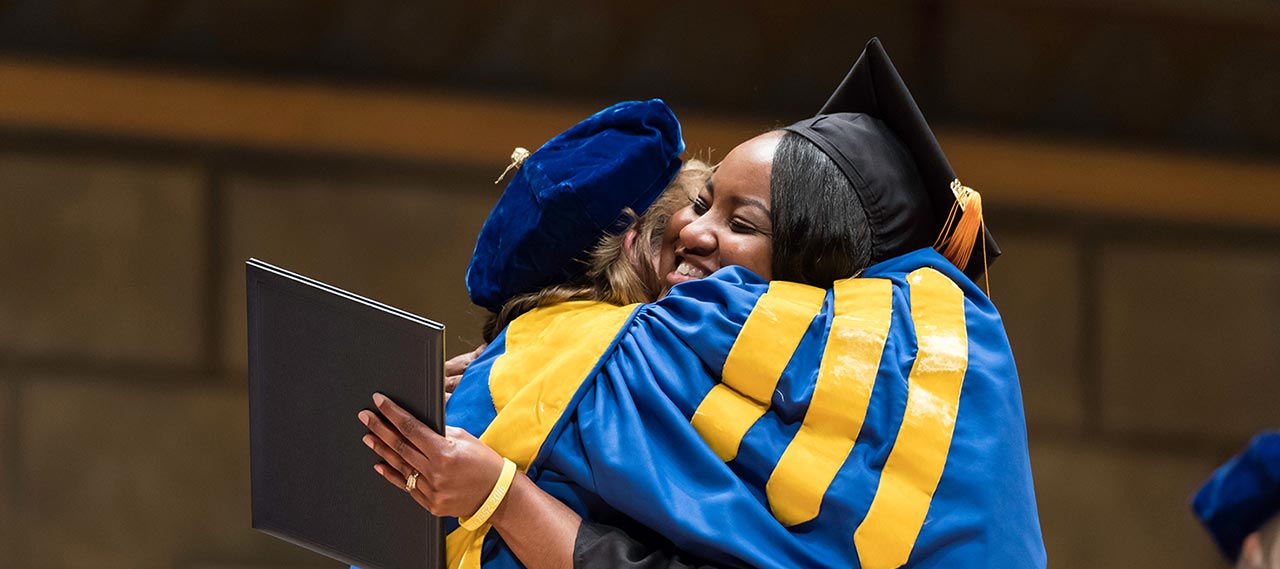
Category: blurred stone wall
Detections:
[
  {"x1": 993, "y1": 211, "x2": 1280, "y2": 568},
  {"x1": 0, "y1": 144, "x2": 498, "y2": 569},
  {"x1": 2, "y1": 126, "x2": 1277, "y2": 569}
]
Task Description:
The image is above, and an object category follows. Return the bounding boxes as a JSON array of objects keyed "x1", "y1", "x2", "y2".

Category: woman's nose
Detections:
[{"x1": 678, "y1": 214, "x2": 717, "y2": 256}]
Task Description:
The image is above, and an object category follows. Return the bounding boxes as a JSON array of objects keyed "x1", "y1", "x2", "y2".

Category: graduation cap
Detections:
[
  {"x1": 783, "y1": 38, "x2": 999, "y2": 279},
  {"x1": 466, "y1": 99, "x2": 685, "y2": 312},
  {"x1": 1193, "y1": 432, "x2": 1280, "y2": 562}
]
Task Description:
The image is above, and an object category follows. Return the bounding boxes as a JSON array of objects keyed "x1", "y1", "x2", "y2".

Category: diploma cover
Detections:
[{"x1": 246, "y1": 259, "x2": 445, "y2": 569}]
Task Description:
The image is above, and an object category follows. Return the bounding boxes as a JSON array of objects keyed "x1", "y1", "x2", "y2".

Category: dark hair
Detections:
[{"x1": 770, "y1": 131, "x2": 872, "y2": 288}]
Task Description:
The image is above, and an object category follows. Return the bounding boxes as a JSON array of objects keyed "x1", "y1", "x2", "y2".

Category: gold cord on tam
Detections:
[
  {"x1": 933, "y1": 179, "x2": 991, "y2": 296},
  {"x1": 494, "y1": 147, "x2": 531, "y2": 184}
]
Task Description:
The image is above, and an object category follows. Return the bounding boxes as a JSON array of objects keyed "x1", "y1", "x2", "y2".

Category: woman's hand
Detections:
[
  {"x1": 358, "y1": 392, "x2": 504, "y2": 518},
  {"x1": 444, "y1": 344, "x2": 486, "y2": 398},
  {"x1": 361, "y1": 393, "x2": 583, "y2": 569}
]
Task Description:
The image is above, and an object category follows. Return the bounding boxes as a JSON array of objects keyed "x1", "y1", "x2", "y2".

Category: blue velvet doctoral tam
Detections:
[
  {"x1": 447, "y1": 248, "x2": 1045, "y2": 568},
  {"x1": 466, "y1": 99, "x2": 685, "y2": 312},
  {"x1": 1194, "y1": 432, "x2": 1280, "y2": 562}
]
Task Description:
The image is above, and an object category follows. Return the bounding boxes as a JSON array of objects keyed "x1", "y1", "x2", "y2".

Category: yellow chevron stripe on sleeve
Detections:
[
  {"x1": 854, "y1": 268, "x2": 969, "y2": 569},
  {"x1": 447, "y1": 300, "x2": 637, "y2": 568},
  {"x1": 691, "y1": 280, "x2": 825, "y2": 462},
  {"x1": 482, "y1": 300, "x2": 637, "y2": 468},
  {"x1": 766, "y1": 277, "x2": 893, "y2": 526}
]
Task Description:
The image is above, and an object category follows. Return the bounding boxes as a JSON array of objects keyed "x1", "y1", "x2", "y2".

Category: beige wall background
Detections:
[{"x1": 2, "y1": 1, "x2": 1279, "y2": 568}]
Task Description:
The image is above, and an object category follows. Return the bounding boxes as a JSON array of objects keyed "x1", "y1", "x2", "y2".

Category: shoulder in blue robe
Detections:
[{"x1": 447, "y1": 248, "x2": 1045, "y2": 568}]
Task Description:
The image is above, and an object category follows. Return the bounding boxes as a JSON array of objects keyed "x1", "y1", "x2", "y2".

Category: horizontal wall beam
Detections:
[{"x1": 1, "y1": 57, "x2": 1277, "y2": 230}]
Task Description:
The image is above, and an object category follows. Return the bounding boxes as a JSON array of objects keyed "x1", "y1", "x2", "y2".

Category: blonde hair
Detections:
[{"x1": 482, "y1": 159, "x2": 711, "y2": 341}]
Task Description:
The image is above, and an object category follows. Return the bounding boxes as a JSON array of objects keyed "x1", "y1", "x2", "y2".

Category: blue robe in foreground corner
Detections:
[{"x1": 445, "y1": 248, "x2": 1046, "y2": 568}]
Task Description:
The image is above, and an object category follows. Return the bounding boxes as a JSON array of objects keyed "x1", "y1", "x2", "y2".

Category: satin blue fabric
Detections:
[{"x1": 448, "y1": 248, "x2": 1045, "y2": 567}]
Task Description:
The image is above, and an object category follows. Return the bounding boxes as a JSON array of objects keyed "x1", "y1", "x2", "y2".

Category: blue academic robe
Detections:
[{"x1": 445, "y1": 248, "x2": 1045, "y2": 568}]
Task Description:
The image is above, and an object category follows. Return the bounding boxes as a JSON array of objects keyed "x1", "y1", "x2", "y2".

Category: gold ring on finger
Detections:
[{"x1": 404, "y1": 470, "x2": 419, "y2": 492}]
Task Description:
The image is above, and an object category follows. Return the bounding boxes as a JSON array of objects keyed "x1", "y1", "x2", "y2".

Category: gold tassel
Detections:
[
  {"x1": 933, "y1": 179, "x2": 991, "y2": 296},
  {"x1": 494, "y1": 147, "x2": 531, "y2": 184}
]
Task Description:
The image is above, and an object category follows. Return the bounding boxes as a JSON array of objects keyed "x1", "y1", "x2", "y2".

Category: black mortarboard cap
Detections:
[{"x1": 784, "y1": 38, "x2": 1000, "y2": 278}]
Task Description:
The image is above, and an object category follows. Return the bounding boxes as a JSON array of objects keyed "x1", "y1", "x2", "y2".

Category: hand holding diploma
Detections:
[
  {"x1": 358, "y1": 393, "x2": 504, "y2": 519},
  {"x1": 358, "y1": 391, "x2": 584, "y2": 568},
  {"x1": 443, "y1": 344, "x2": 485, "y2": 400}
]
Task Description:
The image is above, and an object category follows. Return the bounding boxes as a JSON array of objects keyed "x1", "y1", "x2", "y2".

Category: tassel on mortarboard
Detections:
[
  {"x1": 934, "y1": 179, "x2": 990, "y2": 295},
  {"x1": 494, "y1": 147, "x2": 531, "y2": 184}
]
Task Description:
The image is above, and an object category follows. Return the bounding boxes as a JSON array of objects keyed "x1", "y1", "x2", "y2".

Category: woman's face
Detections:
[{"x1": 657, "y1": 132, "x2": 780, "y2": 291}]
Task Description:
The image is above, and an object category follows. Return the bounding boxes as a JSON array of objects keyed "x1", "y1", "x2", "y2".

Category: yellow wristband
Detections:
[{"x1": 458, "y1": 457, "x2": 517, "y2": 531}]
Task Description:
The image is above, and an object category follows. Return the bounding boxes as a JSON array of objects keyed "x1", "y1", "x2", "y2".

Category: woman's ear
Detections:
[
  {"x1": 621, "y1": 228, "x2": 639, "y2": 261},
  {"x1": 1240, "y1": 532, "x2": 1263, "y2": 568}
]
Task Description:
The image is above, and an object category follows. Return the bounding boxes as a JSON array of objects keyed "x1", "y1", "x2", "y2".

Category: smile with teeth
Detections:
[{"x1": 675, "y1": 261, "x2": 708, "y2": 278}]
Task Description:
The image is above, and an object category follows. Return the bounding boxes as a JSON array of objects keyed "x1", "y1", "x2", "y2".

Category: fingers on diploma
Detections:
[
  {"x1": 363, "y1": 433, "x2": 413, "y2": 477},
  {"x1": 359, "y1": 407, "x2": 431, "y2": 469},
  {"x1": 373, "y1": 462, "x2": 437, "y2": 512},
  {"x1": 371, "y1": 393, "x2": 445, "y2": 456}
]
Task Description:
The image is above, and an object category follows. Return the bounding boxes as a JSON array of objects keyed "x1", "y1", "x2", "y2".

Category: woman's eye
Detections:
[
  {"x1": 690, "y1": 196, "x2": 709, "y2": 215},
  {"x1": 730, "y1": 219, "x2": 756, "y2": 234}
]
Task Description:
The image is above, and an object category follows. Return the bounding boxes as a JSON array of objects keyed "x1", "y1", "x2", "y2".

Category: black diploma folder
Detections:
[{"x1": 246, "y1": 259, "x2": 445, "y2": 569}]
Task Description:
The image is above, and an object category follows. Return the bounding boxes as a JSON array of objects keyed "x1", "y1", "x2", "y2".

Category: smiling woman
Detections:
[
  {"x1": 659, "y1": 127, "x2": 876, "y2": 293},
  {"x1": 659, "y1": 132, "x2": 777, "y2": 288}
]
